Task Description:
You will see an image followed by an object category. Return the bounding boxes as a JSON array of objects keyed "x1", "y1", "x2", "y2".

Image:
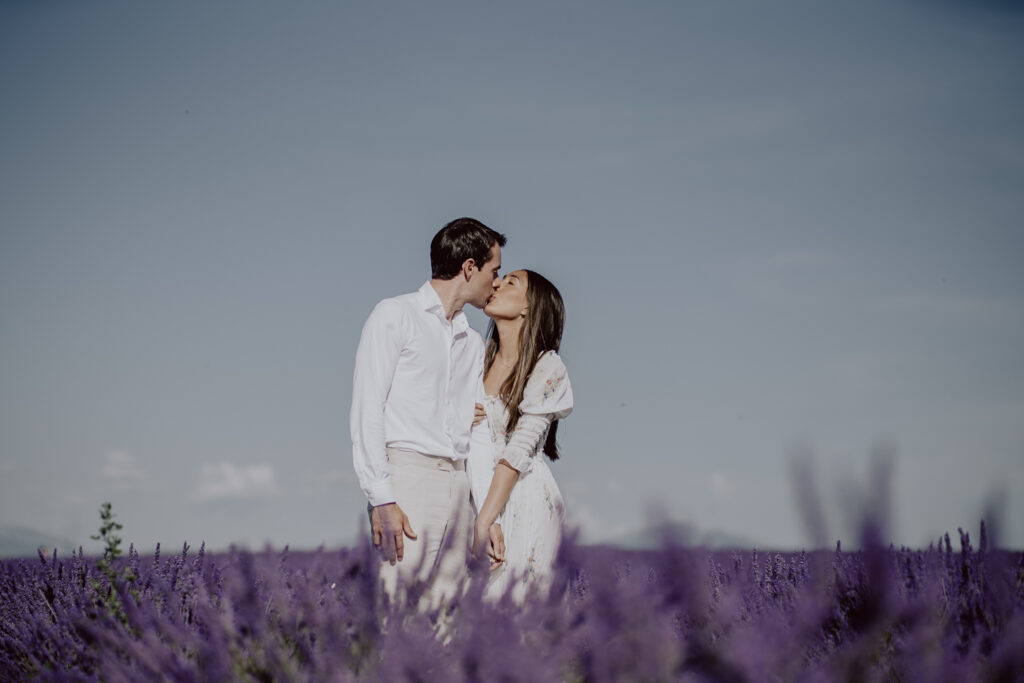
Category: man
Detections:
[{"x1": 350, "y1": 217, "x2": 506, "y2": 605}]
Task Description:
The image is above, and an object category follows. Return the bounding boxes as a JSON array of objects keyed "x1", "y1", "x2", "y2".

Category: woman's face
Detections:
[{"x1": 484, "y1": 270, "x2": 529, "y2": 321}]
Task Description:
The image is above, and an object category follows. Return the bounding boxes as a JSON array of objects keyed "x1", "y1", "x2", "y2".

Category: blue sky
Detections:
[{"x1": 2, "y1": 0, "x2": 1023, "y2": 554}]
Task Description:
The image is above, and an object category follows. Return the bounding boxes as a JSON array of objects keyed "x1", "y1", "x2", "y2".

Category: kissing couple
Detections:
[{"x1": 351, "y1": 217, "x2": 573, "y2": 607}]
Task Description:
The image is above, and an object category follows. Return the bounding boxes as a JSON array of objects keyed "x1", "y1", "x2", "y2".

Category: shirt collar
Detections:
[{"x1": 418, "y1": 281, "x2": 469, "y2": 335}]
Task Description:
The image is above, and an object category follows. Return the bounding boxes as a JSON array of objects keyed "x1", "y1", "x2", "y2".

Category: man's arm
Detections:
[
  {"x1": 350, "y1": 300, "x2": 416, "y2": 561},
  {"x1": 466, "y1": 350, "x2": 496, "y2": 517},
  {"x1": 466, "y1": 342, "x2": 505, "y2": 567}
]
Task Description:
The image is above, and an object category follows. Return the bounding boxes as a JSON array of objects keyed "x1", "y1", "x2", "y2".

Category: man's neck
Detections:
[{"x1": 429, "y1": 278, "x2": 466, "y2": 322}]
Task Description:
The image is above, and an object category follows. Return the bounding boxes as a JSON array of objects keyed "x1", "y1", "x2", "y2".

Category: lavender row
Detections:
[{"x1": 2, "y1": 524, "x2": 1023, "y2": 681}]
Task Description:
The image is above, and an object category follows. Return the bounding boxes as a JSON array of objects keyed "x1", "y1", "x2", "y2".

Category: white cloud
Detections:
[
  {"x1": 565, "y1": 502, "x2": 602, "y2": 540},
  {"x1": 296, "y1": 469, "x2": 355, "y2": 497},
  {"x1": 565, "y1": 501, "x2": 633, "y2": 544},
  {"x1": 102, "y1": 450, "x2": 146, "y2": 483},
  {"x1": 194, "y1": 462, "x2": 280, "y2": 502}
]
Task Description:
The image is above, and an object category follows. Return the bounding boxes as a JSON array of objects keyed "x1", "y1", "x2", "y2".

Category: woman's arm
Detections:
[
  {"x1": 472, "y1": 411, "x2": 554, "y2": 562},
  {"x1": 477, "y1": 407, "x2": 556, "y2": 524},
  {"x1": 473, "y1": 461, "x2": 516, "y2": 567},
  {"x1": 475, "y1": 460, "x2": 519, "y2": 531}
]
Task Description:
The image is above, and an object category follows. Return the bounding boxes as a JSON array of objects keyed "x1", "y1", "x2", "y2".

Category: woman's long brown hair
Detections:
[{"x1": 484, "y1": 270, "x2": 565, "y2": 461}]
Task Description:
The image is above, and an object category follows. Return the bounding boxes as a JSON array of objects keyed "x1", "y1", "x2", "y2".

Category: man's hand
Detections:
[
  {"x1": 371, "y1": 502, "x2": 416, "y2": 565},
  {"x1": 474, "y1": 521, "x2": 505, "y2": 570},
  {"x1": 473, "y1": 402, "x2": 487, "y2": 427}
]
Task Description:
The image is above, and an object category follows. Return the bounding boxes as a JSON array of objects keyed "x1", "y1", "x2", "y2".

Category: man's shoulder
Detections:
[{"x1": 369, "y1": 289, "x2": 420, "y2": 317}]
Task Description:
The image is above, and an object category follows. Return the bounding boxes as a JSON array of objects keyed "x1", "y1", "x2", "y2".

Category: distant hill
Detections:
[{"x1": 0, "y1": 526, "x2": 78, "y2": 559}]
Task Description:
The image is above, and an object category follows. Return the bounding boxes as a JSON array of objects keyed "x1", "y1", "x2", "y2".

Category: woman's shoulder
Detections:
[
  {"x1": 521, "y1": 351, "x2": 573, "y2": 415},
  {"x1": 532, "y1": 350, "x2": 568, "y2": 377}
]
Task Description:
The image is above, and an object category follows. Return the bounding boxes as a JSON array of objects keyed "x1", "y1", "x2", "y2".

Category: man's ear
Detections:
[{"x1": 462, "y1": 258, "x2": 476, "y2": 281}]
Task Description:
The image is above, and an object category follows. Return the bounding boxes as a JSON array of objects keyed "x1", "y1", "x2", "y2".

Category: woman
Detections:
[{"x1": 470, "y1": 269, "x2": 573, "y2": 602}]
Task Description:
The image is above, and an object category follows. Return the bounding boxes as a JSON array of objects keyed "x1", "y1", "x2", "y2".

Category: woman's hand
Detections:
[
  {"x1": 473, "y1": 402, "x2": 487, "y2": 427},
  {"x1": 473, "y1": 521, "x2": 506, "y2": 570}
]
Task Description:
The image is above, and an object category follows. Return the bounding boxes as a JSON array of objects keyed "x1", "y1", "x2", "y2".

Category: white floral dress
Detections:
[{"x1": 469, "y1": 351, "x2": 573, "y2": 603}]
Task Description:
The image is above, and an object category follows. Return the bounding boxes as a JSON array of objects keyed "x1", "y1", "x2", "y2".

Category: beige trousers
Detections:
[{"x1": 376, "y1": 448, "x2": 473, "y2": 609}]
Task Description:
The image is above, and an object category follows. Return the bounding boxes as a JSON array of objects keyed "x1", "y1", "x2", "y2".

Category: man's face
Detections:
[{"x1": 467, "y1": 243, "x2": 502, "y2": 309}]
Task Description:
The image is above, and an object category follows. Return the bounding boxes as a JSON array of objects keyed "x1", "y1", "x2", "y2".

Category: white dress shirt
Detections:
[{"x1": 351, "y1": 281, "x2": 485, "y2": 507}]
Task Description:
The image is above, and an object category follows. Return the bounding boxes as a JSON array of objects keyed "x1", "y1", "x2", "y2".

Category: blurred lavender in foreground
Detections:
[{"x1": 2, "y1": 519, "x2": 1023, "y2": 681}]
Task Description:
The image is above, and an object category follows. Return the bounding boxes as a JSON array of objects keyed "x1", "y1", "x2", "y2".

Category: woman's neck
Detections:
[{"x1": 493, "y1": 317, "x2": 523, "y2": 367}]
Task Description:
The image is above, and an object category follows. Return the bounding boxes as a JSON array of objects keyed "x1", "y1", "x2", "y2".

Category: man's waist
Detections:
[
  {"x1": 385, "y1": 448, "x2": 466, "y2": 471},
  {"x1": 385, "y1": 435, "x2": 467, "y2": 459}
]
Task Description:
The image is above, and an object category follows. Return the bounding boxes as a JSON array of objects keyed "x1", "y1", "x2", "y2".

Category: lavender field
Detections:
[{"x1": 2, "y1": 521, "x2": 1023, "y2": 682}]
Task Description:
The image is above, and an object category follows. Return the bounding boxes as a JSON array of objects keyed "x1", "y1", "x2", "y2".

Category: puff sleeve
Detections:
[{"x1": 499, "y1": 351, "x2": 573, "y2": 473}]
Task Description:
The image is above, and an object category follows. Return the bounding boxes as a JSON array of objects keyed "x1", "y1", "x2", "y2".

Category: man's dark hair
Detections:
[{"x1": 430, "y1": 217, "x2": 507, "y2": 280}]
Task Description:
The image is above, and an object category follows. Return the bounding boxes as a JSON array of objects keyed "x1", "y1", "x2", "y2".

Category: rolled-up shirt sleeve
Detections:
[
  {"x1": 350, "y1": 300, "x2": 406, "y2": 506},
  {"x1": 499, "y1": 351, "x2": 573, "y2": 474}
]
